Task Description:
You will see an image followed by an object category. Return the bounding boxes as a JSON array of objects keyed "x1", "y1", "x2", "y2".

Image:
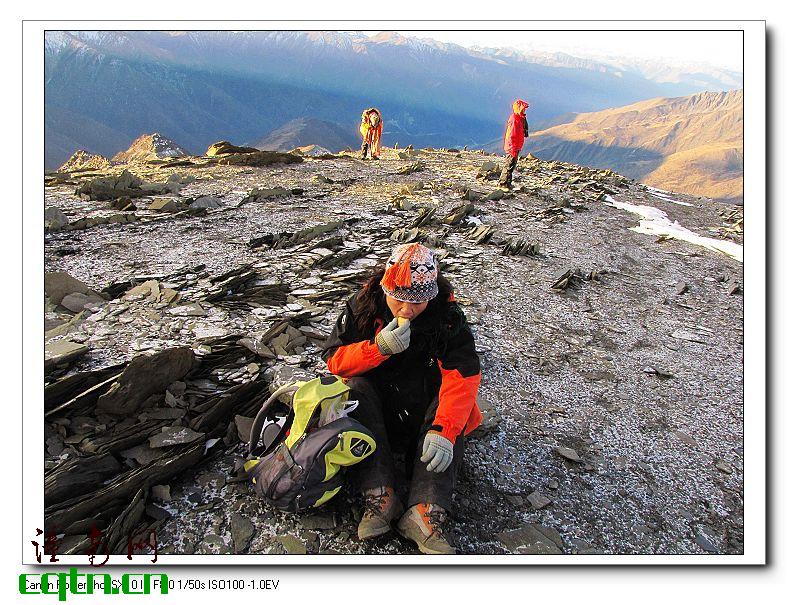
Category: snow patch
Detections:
[
  {"x1": 646, "y1": 186, "x2": 695, "y2": 207},
  {"x1": 466, "y1": 216, "x2": 483, "y2": 227},
  {"x1": 605, "y1": 195, "x2": 742, "y2": 262},
  {"x1": 297, "y1": 145, "x2": 333, "y2": 157}
]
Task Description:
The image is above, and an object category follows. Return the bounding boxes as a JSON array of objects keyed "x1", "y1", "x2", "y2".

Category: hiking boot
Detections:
[
  {"x1": 498, "y1": 183, "x2": 512, "y2": 191},
  {"x1": 357, "y1": 486, "x2": 403, "y2": 540},
  {"x1": 397, "y1": 503, "x2": 456, "y2": 554}
]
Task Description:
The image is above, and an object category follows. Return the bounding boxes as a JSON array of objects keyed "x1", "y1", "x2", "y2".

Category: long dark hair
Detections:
[{"x1": 354, "y1": 268, "x2": 455, "y2": 336}]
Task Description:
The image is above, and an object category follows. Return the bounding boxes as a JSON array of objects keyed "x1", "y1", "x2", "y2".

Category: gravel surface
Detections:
[{"x1": 44, "y1": 147, "x2": 743, "y2": 555}]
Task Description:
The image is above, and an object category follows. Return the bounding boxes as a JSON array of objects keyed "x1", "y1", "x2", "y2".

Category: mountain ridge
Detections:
[
  {"x1": 520, "y1": 90, "x2": 742, "y2": 202},
  {"x1": 44, "y1": 30, "x2": 742, "y2": 169},
  {"x1": 249, "y1": 118, "x2": 358, "y2": 153}
]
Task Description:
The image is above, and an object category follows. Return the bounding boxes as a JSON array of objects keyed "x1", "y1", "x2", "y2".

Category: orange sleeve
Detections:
[
  {"x1": 326, "y1": 340, "x2": 389, "y2": 378},
  {"x1": 434, "y1": 361, "x2": 482, "y2": 443}
]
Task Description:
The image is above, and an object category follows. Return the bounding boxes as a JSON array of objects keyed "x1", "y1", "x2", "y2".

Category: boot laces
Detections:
[
  {"x1": 425, "y1": 507, "x2": 448, "y2": 538},
  {"x1": 362, "y1": 491, "x2": 388, "y2": 517}
]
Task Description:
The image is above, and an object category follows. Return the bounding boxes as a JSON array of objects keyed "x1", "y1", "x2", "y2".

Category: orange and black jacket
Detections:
[
  {"x1": 359, "y1": 109, "x2": 383, "y2": 144},
  {"x1": 321, "y1": 290, "x2": 482, "y2": 443}
]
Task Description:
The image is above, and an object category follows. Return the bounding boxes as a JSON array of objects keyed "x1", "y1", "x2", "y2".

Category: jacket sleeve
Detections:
[
  {"x1": 321, "y1": 300, "x2": 389, "y2": 378},
  {"x1": 503, "y1": 115, "x2": 515, "y2": 152},
  {"x1": 432, "y1": 323, "x2": 482, "y2": 443}
]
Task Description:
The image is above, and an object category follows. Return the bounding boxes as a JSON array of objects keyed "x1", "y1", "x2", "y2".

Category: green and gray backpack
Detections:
[{"x1": 244, "y1": 375, "x2": 376, "y2": 512}]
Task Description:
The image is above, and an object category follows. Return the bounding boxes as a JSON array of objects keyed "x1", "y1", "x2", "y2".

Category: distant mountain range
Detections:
[
  {"x1": 249, "y1": 118, "x2": 357, "y2": 153},
  {"x1": 519, "y1": 90, "x2": 743, "y2": 203},
  {"x1": 44, "y1": 30, "x2": 742, "y2": 169}
]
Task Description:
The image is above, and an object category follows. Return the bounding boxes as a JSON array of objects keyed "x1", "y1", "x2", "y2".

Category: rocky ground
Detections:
[{"x1": 43, "y1": 145, "x2": 744, "y2": 556}]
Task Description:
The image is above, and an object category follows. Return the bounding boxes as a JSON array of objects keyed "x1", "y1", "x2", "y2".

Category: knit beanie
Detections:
[{"x1": 380, "y1": 243, "x2": 439, "y2": 303}]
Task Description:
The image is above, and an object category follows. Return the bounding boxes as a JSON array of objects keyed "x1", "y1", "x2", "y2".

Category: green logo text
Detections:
[{"x1": 20, "y1": 568, "x2": 168, "y2": 601}]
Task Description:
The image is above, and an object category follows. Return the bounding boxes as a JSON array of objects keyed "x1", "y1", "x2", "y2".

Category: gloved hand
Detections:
[
  {"x1": 375, "y1": 318, "x2": 411, "y2": 356},
  {"x1": 420, "y1": 431, "x2": 453, "y2": 473}
]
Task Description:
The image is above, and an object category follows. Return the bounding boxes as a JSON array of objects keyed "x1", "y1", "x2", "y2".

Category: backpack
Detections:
[{"x1": 244, "y1": 375, "x2": 376, "y2": 512}]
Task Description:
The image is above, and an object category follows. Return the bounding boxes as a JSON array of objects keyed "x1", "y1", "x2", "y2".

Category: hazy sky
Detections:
[{"x1": 370, "y1": 30, "x2": 743, "y2": 72}]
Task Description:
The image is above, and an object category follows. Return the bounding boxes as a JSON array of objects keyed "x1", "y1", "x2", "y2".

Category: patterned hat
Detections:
[{"x1": 380, "y1": 243, "x2": 439, "y2": 303}]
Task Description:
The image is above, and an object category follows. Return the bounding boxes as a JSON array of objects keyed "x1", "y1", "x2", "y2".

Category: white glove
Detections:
[
  {"x1": 421, "y1": 431, "x2": 454, "y2": 473},
  {"x1": 375, "y1": 318, "x2": 411, "y2": 356}
]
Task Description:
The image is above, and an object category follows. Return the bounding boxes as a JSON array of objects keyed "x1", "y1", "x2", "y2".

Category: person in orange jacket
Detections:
[
  {"x1": 359, "y1": 107, "x2": 383, "y2": 160},
  {"x1": 322, "y1": 243, "x2": 482, "y2": 554},
  {"x1": 499, "y1": 99, "x2": 529, "y2": 190}
]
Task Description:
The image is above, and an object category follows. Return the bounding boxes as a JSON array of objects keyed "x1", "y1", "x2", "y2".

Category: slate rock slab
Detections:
[
  {"x1": 694, "y1": 525, "x2": 722, "y2": 553},
  {"x1": 234, "y1": 415, "x2": 254, "y2": 443},
  {"x1": 45, "y1": 207, "x2": 69, "y2": 231},
  {"x1": 60, "y1": 292, "x2": 105, "y2": 313},
  {"x1": 74, "y1": 170, "x2": 148, "y2": 201},
  {"x1": 205, "y1": 141, "x2": 259, "y2": 156},
  {"x1": 481, "y1": 189, "x2": 506, "y2": 202},
  {"x1": 146, "y1": 503, "x2": 171, "y2": 521},
  {"x1": 554, "y1": 446, "x2": 581, "y2": 462},
  {"x1": 497, "y1": 524, "x2": 564, "y2": 554},
  {"x1": 526, "y1": 491, "x2": 552, "y2": 509},
  {"x1": 44, "y1": 452, "x2": 122, "y2": 506},
  {"x1": 231, "y1": 513, "x2": 255, "y2": 553},
  {"x1": 300, "y1": 513, "x2": 337, "y2": 530},
  {"x1": 190, "y1": 196, "x2": 221, "y2": 209},
  {"x1": 121, "y1": 443, "x2": 163, "y2": 465},
  {"x1": 97, "y1": 347, "x2": 196, "y2": 415},
  {"x1": 671, "y1": 329, "x2": 708, "y2": 344},
  {"x1": 143, "y1": 407, "x2": 186, "y2": 420},
  {"x1": 45, "y1": 271, "x2": 102, "y2": 305},
  {"x1": 215, "y1": 151, "x2": 303, "y2": 167},
  {"x1": 474, "y1": 395, "x2": 502, "y2": 436},
  {"x1": 476, "y1": 161, "x2": 501, "y2": 180},
  {"x1": 198, "y1": 534, "x2": 232, "y2": 554},
  {"x1": 277, "y1": 534, "x2": 307, "y2": 554},
  {"x1": 149, "y1": 425, "x2": 205, "y2": 448},
  {"x1": 151, "y1": 484, "x2": 172, "y2": 502},
  {"x1": 149, "y1": 198, "x2": 181, "y2": 213},
  {"x1": 45, "y1": 340, "x2": 88, "y2": 372}
]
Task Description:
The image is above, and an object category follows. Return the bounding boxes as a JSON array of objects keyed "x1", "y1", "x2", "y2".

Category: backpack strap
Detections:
[{"x1": 248, "y1": 382, "x2": 301, "y2": 456}]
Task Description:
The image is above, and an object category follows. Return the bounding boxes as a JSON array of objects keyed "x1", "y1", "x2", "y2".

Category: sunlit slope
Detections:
[{"x1": 525, "y1": 90, "x2": 742, "y2": 202}]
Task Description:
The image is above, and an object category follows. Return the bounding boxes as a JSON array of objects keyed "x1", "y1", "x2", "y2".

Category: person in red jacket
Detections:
[
  {"x1": 499, "y1": 99, "x2": 529, "y2": 190},
  {"x1": 322, "y1": 243, "x2": 482, "y2": 554}
]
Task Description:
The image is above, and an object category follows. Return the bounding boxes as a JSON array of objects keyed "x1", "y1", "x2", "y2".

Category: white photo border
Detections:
[{"x1": 22, "y1": 19, "x2": 764, "y2": 568}]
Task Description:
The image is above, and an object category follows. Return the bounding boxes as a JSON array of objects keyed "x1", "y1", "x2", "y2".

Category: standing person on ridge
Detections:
[
  {"x1": 321, "y1": 243, "x2": 482, "y2": 554},
  {"x1": 359, "y1": 108, "x2": 383, "y2": 160},
  {"x1": 499, "y1": 99, "x2": 529, "y2": 190}
]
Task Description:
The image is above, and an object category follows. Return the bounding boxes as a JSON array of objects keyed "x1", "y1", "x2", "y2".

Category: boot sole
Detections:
[
  {"x1": 396, "y1": 519, "x2": 456, "y2": 555},
  {"x1": 358, "y1": 525, "x2": 393, "y2": 540}
]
